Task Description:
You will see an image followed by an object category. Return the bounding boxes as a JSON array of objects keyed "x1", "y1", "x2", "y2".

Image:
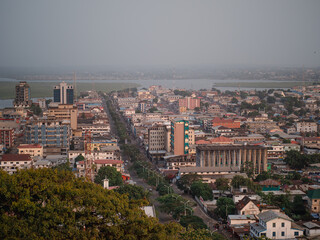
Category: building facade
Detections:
[
  {"x1": 47, "y1": 104, "x2": 78, "y2": 130},
  {"x1": 14, "y1": 81, "x2": 31, "y2": 107},
  {"x1": 196, "y1": 145, "x2": 268, "y2": 174},
  {"x1": 171, "y1": 120, "x2": 189, "y2": 155},
  {"x1": 53, "y1": 82, "x2": 74, "y2": 104},
  {"x1": 17, "y1": 144, "x2": 43, "y2": 158},
  {"x1": 0, "y1": 128, "x2": 14, "y2": 148},
  {"x1": 25, "y1": 120, "x2": 70, "y2": 149},
  {"x1": 178, "y1": 97, "x2": 200, "y2": 110}
]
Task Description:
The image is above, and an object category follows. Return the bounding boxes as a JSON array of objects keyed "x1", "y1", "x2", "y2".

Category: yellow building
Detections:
[
  {"x1": 17, "y1": 144, "x2": 43, "y2": 157},
  {"x1": 47, "y1": 104, "x2": 78, "y2": 130}
]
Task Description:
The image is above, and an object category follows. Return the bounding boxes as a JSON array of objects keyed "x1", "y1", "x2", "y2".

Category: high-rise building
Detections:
[
  {"x1": 14, "y1": 81, "x2": 31, "y2": 107},
  {"x1": 170, "y1": 120, "x2": 189, "y2": 155},
  {"x1": 53, "y1": 82, "x2": 74, "y2": 104},
  {"x1": 179, "y1": 97, "x2": 200, "y2": 110}
]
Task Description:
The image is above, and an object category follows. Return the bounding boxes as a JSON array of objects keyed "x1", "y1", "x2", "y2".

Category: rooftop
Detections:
[{"x1": 1, "y1": 154, "x2": 32, "y2": 162}]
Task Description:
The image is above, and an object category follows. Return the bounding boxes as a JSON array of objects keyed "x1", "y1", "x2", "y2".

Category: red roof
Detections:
[
  {"x1": 212, "y1": 117, "x2": 235, "y2": 123},
  {"x1": 17, "y1": 144, "x2": 42, "y2": 149},
  {"x1": 196, "y1": 140, "x2": 210, "y2": 145},
  {"x1": 1, "y1": 154, "x2": 32, "y2": 162},
  {"x1": 209, "y1": 136, "x2": 233, "y2": 143}
]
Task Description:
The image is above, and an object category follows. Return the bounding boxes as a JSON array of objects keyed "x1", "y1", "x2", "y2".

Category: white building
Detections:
[
  {"x1": 296, "y1": 121, "x2": 317, "y2": 133},
  {"x1": 250, "y1": 211, "x2": 303, "y2": 239},
  {"x1": 0, "y1": 154, "x2": 33, "y2": 174}
]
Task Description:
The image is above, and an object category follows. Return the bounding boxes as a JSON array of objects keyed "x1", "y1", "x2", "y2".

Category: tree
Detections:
[
  {"x1": 94, "y1": 166, "x2": 123, "y2": 187},
  {"x1": 157, "y1": 182, "x2": 173, "y2": 196},
  {"x1": 284, "y1": 150, "x2": 308, "y2": 170},
  {"x1": 74, "y1": 154, "x2": 85, "y2": 167},
  {"x1": 153, "y1": 97, "x2": 158, "y2": 103},
  {"x1": 149, "y1": 107, "x2": 158, "y2": 113},
  {"x1": 231, "y1": 175, "x2": 248, "y2": 189},
  {"x1": 53, "y1": 161, "x2": 72, "y2": 172},
  {"x1": 214, "y1": 197, "x2": 235, "y2": 220},
  {"x1": 267, "y1": 96, "x2": 276, "y2": 104},
  {"x1": 179, "y1": 215, "x2": 207, "y2": 230},
  {"x1": 190, "y1": 181, "x2": 213, "y2": 201},
  {"x1": 29, "y1": 103, "x2": 42, "y2": 116},
  {"x1": 115, "y1": 184, "x2": 150, "y2": 201},
  {"x1": 157, "y1": 194, "x2": 191, "y2": 220},
  {"x1": 176, "y1": 173, "x2": 202, "y2": 193},
  {"x1": 292, "y1": 195, "x2": 306, "y2": 217},
  {"x1": 194, "y1": 107, "x2": 201, "y2": 112},
  {"x1": 215, "y1": 178, "x2": 229, "y2": 191},
  {"x1": 0, "y1": 168, "x2": 194, "y2": 240},
  {"x1": 231, "y1": 97, "x2": 238, "y2": 104}
]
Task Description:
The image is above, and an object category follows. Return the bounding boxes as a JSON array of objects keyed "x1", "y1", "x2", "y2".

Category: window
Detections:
[
  {"x1": 281, "y1": 222, "x2": 285, "y2": 227},
  {"x1": 261, "y1": 233, "x2": 266, "y2": 237},
  {"x1": 273, "y1": 232, "x2": 276, "y2": 237},
  {"x1": 273, "y1": 223, "x2": 276, "y2": 228},
  {"x1": 281, "y1": 232, "x2": 285, "y2": 237},
  {"x1": 294, "y1": 232, "x2": 299, "y2": 236}
]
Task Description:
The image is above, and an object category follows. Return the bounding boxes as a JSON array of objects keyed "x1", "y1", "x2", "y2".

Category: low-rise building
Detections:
[
  {"x1": 236, "y1": 196, "x2": 260, "y2": 215},
  {"x1": 250, "y1": 210, "x2": 303, "y2": 239},
  {"x1": 307, "y1": 189, "x2": 320, "y2": 213},
  {"x1": 17, "y1": 144, "x2": 43, "y2": 158},
  {"x1": 0, "y1": 154, "x2": 32, "y2": 174},
  {"x1": 77, "y1": 159, "x2": 123, "y2": 177}
]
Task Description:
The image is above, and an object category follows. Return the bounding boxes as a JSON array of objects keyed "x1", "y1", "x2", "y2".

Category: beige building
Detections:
[
  {"x1": 0, "y1": 154, "x2": 33, "y2": 174},
  {"x1": 196, "y1": 145, "x2": 268, "y2": 174},
  {"x1": 47, "y1": 104, "x2": 78, "y2": 130},
  {"x1": 236, "y1": 196, "x2": 260, "y2": 215},
  {"x1": 77, "y1": 159, "x2": 123, "y2": 178},
  {"x1": 17, "y1": 144, "x2": 43, "y2": 158},
  {"x1": 296, "y1": 121, "x2": 318, "y2": 133},
  {"x1": 250, "y1": 211, "x2": 303, "y2": 239}
]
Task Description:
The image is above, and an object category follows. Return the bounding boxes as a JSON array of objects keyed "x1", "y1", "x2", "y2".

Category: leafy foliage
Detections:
[
  {"x1": 215, "y1": 178, "x2": 229, "y2": 191},
  {"x1": 190, "y1": 181, "x2": 213, "y2": 201},
  {"x1": 179, "y1": 215, "x2": 207, "y2": 230},
  {"x1": 94, "y1": 166, "x2": 123, "y2": 187},
  {"x1": 0, "y1": 168, "x2": 192, "y2": 240},
  {"x1": 114, "y1": 184, "x2": 150, "y2": 201},
  {"x1": 214, "y1": 197, "x2": 235, "y2": 220},
  {"x1": 284, "y1": 150, "x2": 320, "y2": 170},
  {"x1": 176, "y1": 173, "x2": 202, "y2": 193}
]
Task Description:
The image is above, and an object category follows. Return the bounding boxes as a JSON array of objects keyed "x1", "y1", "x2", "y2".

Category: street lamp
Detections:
[{"x1": 164, "y1": 185, "x2": 172, "y2": 194}]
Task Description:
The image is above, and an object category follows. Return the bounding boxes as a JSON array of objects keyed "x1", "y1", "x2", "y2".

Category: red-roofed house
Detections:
[
  {"x1": 77, "y1": 159, "x2": 123, "y2": 178},
  {"x1": 212, "y1": 117, "x2": 241, "y2": 129},
  {"x1": 209, "y1": 136, "x2": 234, "y2": 144},
  {"x1": 18, "y1": 144, "x2": 43, "y2": 157},
  {"x1": 0, "y1": 154, "x2": 32, "y2": 174}
]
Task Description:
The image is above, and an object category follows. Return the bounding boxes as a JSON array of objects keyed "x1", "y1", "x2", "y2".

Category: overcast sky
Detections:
[{"x1": 0, "y1": 0, "x2": 320, "y2": 69}]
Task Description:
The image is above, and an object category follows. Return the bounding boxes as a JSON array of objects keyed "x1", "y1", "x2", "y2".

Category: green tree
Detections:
[
  {"x1": 176, "y1": 173, "x2": 202, "y2": 193},
  {"x1": 157, "y1": 194, "x2": 191, "y2": 220},
  {"x1": 29, "y1": 103, "x2": 42, "y2": 116},
  {"x1": 190, "y1": 181, "x2": 213, "y2": 201},
  {"x1": 179, "y1": 215, "x2": 207, "y2": 230},
  {"x1": 74, "y1": 154, "x2": 85, "y2": 168},
  {"x1": 0, "y1": 168, "x2": 193, "y2": 240},
  {"x1": 215, "y1": 178, "x2": 229, "y2": 191},
  {"x1": 214, "y1": 197, "x2": 235, "y2": 219},
  {"x1": 115, "y1": 184, "x2": 150, "y2": 201},
  {"x1": 94, "y1": 166, "x2": 123, "y2": 187},
  {"x1": 284, "y1": 150, "x2": 308, "y2": 170},
  {"x1": 231, "y1": 97, "x2": 238, "y2": 104}
]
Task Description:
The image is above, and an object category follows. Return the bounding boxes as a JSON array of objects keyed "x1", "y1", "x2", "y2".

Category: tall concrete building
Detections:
[
  {"x1": 47, "y1": 104, "x2": 78, "y2": 130},
  {"x1": 170, "y1": 120, "x2": 190, "y2": 155},
  {"x1": 179, "y1": 97, "x2": 200, "y2": 110},
  {"x1": 196, "y1": 144, "x2": 268, "y2": 174},
  {"x1": 53, "y1": 82, "x2": 74, "y2": 104},
  {"x1": 14, "y1": 81, "x2": 31, "y2": 107}
]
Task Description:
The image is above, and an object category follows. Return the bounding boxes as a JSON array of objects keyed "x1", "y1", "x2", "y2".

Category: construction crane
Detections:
[{"x1": 84, "y1": 130, "x2": 94, "y2": 182}]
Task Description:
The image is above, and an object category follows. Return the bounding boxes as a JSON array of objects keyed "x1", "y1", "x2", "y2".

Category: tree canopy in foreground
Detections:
[{"x1": 0, "y1": 168, "x2": 225, "y2": 240}]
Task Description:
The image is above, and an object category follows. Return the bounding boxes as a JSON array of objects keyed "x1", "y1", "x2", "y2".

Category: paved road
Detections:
[{"x1": 103, "y1": 94, "x2": 234, "y2": 238}]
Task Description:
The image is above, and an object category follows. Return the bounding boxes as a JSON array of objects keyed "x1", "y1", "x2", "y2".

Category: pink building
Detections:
[{"x1": 179, "y1": 97, "x2": 200, "y2": 110}]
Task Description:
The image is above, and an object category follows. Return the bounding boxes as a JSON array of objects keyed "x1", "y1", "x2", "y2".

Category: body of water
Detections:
[{"x1": 0, "y1": 77, "x2": 294, "y2": 108}]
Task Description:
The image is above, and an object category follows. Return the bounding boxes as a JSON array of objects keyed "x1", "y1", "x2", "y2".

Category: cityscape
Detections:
[{"x1": 1, "y1": 1, "x2": 320, "y2": 240}]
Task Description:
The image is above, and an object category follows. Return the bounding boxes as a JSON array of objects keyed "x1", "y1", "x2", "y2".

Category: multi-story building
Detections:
[
  {"x1": 196, "y1": 144, "x2": 268, "y2": 174},
  {"x1": 25, "y1": 119, "x2": 70, "y2": 150},
  {"x1": 179, "y1": 97, "x2": 200, "y2": 110},
  {"x1": 170, "y1": 120, "x2": 190, "y2": 155},
  {"x1": 53, "y1": 82, "x2": 74, "y2": 104},
  {"x1": 148, "y1": 125, "x2": 166, "y2": 149},
  {"x1": 307, "y1": 189, "x2": 320, "y2": 213},
  {"x1": 14, "y1": 81, "x2": 31, "y2": 107},
  {"x1": 47, "y1": 104, "x2": 78, "y2": 130},
  {"x1": 77, "y1": 159, "x2": 123, "y2": 177},
  {"x1": 296, "y1": 121, "x2": 318, "y2": 133},
  {"x1": 164, "y1": 154, "x2": 196, "y2": 170},
  {"x1": 267, "y1": 145, "x2": 284, "y2": 161},
  {"x1": 250, "y1": 211, "x2": 303, "y2": 239},
  {"x1": 0, "y1": 154, "x2": 32, "y2": 174},
  {"x1": 0, "y1": 128, "x2": 14, "y2": 148},
  {"x1": 17, "y1": 144, "x2": 43, "y2": 158},
  {"x1": 79, "y1": 124, "x2": 111, "y2": 137}
]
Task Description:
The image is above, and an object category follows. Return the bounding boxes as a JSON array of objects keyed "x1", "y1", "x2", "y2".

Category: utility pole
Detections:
[{"x1": 184, "y1": 200, "x2": 190, "y2": 216}]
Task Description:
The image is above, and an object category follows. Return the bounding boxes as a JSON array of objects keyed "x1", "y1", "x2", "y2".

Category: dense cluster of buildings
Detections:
[
  {"x1": 0, "y1": 81, "x2": 124, "y2": 181},
  {"x1": 2, "y1": 79, "x2": 320, "y2": 239}
]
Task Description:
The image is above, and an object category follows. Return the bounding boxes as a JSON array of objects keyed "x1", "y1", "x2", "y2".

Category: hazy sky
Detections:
[{"x1": 1, "y1": 0, "x2": 320, "y2": 69}]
